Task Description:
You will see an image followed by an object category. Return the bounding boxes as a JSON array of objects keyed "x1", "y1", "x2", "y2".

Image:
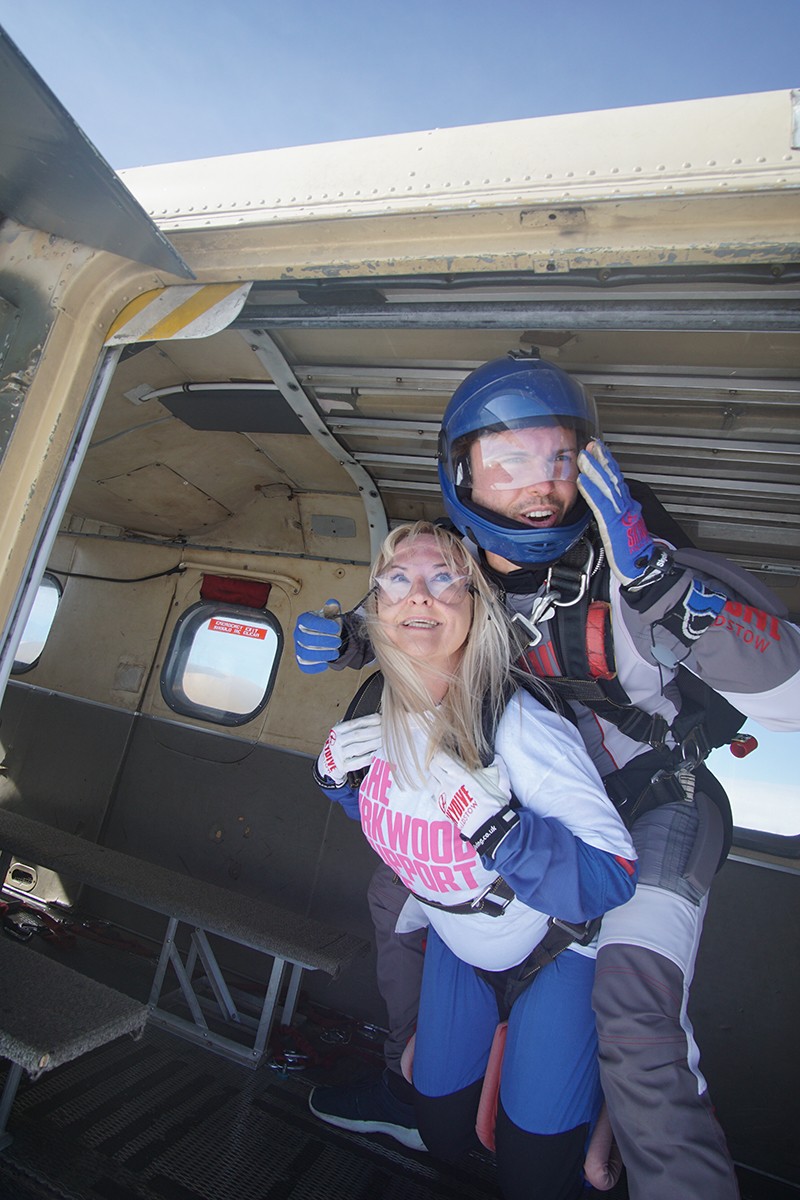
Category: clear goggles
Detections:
[
  {"x1": 460, "y1": 424, "x2": 580, "y2": 494},
  {"x1": 373, "y1": 567, "x2": 471, "y2": 606}
]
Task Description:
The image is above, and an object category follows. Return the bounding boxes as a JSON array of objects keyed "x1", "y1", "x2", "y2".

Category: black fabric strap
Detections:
[
  {"x1": 468, "y1": 806, "x2": 520, "y2": 857},
  {"x1": 475, "y1": 917, "x2": 601, "y2": 1021},
  {"x1": 408, "y1": 875, "x2": 515, "y2": 918}
]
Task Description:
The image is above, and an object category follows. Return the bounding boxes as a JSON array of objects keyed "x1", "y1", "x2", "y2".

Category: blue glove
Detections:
[
  {"x1": 293, "y1": 601, "x2": 343, "y2": 674},
  {"x1": 577, "y1": 440, "x2": 657, "y2": 585}
]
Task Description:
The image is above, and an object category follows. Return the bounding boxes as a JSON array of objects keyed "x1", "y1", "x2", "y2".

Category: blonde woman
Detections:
[{"x1": 312, "y1": 522, "x2": 636, "y2": 1200}]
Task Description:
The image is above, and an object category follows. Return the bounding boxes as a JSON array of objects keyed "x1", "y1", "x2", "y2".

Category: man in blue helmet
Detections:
[{"x1": 295, "y1": 355, "x2": 800, "y2": 1199}]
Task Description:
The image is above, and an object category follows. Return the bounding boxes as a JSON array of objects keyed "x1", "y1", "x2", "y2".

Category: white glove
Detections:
[
  {"x1": 317, "y1": 713, "x2": 382, "y2": 786},
  {"x1": 430, "y1": 753, "x2": 519, "y2": 856}
]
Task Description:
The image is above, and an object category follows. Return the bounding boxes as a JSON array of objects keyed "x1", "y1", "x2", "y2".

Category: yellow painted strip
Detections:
[
  {"x1": 106, "y1": 288, "x2": 167, "y2": 341},
  {"x1": 139, "y1": 282, "x2": 245, "y2": 341}
]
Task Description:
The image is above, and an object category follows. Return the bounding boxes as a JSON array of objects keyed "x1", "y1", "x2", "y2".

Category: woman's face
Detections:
[{"x1": 375, "y1": 535, "x2": 473, "y2": 676}]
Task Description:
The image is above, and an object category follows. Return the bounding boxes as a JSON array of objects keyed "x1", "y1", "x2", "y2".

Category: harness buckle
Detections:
[
  {"x1": 549, "y1": 916, "x2": 600, "y2": 946},
  {"x1": 546, "y1": 538, "x2": 597, "y2": 609},
  {"x1": 511, "y1": 589, "x2": 558, "y2": 647},
  {"x1": 650, "y1": 728, "x2": 708, "y2": 792},
  {"x1": 512, "y1": 539, "x2": 599, "y2": 648},
  {"x1": 470, "y1": 877, "x2": 515, "y2": 917}
]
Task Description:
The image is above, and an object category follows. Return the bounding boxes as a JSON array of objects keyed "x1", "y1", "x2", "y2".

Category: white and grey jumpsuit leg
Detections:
[{"x1": 593, "y1": 785, "x2": 740, "y2": 1200}]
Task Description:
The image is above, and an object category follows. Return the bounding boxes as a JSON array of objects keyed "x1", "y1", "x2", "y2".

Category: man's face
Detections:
[{"x1": 469, "y1": 423, "x2": 579, "y2": 531}]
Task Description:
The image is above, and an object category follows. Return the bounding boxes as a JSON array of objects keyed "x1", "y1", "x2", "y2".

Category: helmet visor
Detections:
[{"x1": 456, "y1": 419, "x2": 581, "y2": 498}]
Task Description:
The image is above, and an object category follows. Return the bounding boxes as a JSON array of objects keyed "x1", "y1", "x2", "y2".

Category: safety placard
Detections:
[{"x1": 208, "y1": 619, "x2": 267, "y2": 640}]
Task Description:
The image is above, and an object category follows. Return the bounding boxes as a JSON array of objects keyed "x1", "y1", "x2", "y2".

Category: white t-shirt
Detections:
[{"x1": 357, "y1": 690, "x2": 635, "y2": 971}]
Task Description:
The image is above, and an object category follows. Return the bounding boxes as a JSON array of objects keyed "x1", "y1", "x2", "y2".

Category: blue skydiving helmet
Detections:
[{"x1": 437, "y1": 356, "x2": 600, "y2": 565}]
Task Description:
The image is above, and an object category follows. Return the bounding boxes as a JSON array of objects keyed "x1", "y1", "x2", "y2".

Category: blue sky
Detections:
[{"x1": 1, "y1": 0, "x2": 799, "y2": 168}]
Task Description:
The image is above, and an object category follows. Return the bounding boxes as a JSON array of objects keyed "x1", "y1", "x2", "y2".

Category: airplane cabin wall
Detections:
[{"x1": 0, "y1": 520, "x2": 385, "y2": 1023}]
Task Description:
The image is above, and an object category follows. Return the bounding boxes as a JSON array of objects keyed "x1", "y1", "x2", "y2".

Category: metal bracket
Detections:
[
  {"x1": 147, "y1": 915, "x2": 303, "y2": 1069},
  {"x1": 240, "y1": 329, "x2": 388, "y2": 560}
]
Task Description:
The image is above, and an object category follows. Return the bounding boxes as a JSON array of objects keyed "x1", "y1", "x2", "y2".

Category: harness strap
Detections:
[
  {"x1": 407, "y1": 875, "x2": 515, "y2": 918},
  {"x1": 475, "y1": 917, "x2": 601, "y2": 1021},
  {"x1": 409, "y1": 872, "x2": 599, "y2": 1019},
  {"x1": 544, "y1": 673, "x2": 672, "y2": 750}
]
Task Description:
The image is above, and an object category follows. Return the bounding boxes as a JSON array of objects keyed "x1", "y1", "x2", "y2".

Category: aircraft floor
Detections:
[
  {"x1": 1, "y1": 1018, "x2": 793, "y2": 1200},
  {"x1": 0, "y1": 930, "x2": 792, "y2": 1200},
  {"x1": 0, "y1": 1020, "x2": 500, "y2": 1200}
]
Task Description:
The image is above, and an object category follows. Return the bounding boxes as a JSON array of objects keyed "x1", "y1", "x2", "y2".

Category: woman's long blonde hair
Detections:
[{"x1": 363, "y1": 521, "x2": 514, "y2": 786}]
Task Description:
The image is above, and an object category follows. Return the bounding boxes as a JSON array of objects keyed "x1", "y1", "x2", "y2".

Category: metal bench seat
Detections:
[{"x1": 0, "y1": 809, "x2": 369, "y2": 1069}]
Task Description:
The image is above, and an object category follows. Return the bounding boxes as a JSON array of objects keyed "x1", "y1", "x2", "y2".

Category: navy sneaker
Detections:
[{"x1": 308, "y1": 1070, "x2": 426, "y2": 1152}]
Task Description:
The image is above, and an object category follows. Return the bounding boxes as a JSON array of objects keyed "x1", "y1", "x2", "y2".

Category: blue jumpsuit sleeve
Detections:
[
  {"x1": 489, "y1": 810, "x2": 637, "y2": 924},
  {"x1": 317, "y1": 781, "x2": 362, "y2": 821}
]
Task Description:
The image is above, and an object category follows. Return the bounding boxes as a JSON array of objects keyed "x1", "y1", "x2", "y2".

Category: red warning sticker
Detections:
[{"x1": 208, "y1": 619, "x2": 267, "y2": 640}]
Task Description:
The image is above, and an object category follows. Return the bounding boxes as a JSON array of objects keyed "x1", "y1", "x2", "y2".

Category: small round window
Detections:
[
  {"x1": 12, "y1": 573, "x2": 62, "y2": 674},
  {"x1": 160, "y1": 601, "x2": 282, "y2": 726}
]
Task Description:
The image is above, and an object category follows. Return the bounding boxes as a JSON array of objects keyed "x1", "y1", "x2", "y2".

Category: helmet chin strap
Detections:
[{"x1": 511, "y1": 536, "x2": 603, "y2": 648}]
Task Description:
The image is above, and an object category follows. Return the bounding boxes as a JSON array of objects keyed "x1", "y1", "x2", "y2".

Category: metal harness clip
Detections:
[{"x1": 511, "y1": 538, "x2": 598, "y2": 648}]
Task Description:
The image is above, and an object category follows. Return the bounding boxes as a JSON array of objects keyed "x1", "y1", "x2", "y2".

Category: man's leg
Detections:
[
  {"x1": 594, "y1": 794, "x2": 740, "y2": 1200},
  {"x1": 367, "y1": 862, "x2": 426, "y2": 1075},
  {"x1": 309, "y1": 863, "x2": 427, "y2": 1150}
]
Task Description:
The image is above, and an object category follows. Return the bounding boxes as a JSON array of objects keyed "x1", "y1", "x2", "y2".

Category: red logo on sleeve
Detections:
[{"x1": 714, "y1": 602, "x2": 781, "y2": 652}]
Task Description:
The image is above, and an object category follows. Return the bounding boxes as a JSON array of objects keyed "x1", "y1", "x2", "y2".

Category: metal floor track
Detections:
[
  {"x1": 0, "y1": 1022, "x2": 795, "y2": 1200},
  {"x1": 0, "y1": 1024, "x2": 500, "y2": 1200}
]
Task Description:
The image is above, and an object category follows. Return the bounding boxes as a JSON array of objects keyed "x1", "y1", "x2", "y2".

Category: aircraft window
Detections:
[
  {"x1": 160, "y1": 601, "x2": 282, "y2": 726},
  {"x1": 707, "y1": 726, "x2": 800, "y2": 857},
  {"x1": 12, "y1": 573, "x2": 62, "y2": 673}
]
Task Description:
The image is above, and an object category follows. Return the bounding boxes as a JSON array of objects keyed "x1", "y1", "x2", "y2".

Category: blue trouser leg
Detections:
[{"x1": 413, "y1": 928, "x2": 601, "y2": 1196}]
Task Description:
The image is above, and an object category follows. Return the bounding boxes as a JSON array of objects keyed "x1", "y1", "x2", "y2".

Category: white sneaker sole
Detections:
[{"x1": 308, "y1": 1096, "x2": 427, "y2": 1152}]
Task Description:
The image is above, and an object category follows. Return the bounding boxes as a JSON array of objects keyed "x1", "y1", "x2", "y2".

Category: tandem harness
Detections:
[
  {"x1": 402, "y1": 869, "x2": 599, "y2": 1020},
  {"x1": 504, "y1": 532, "x2": 746, "y2": 839}
]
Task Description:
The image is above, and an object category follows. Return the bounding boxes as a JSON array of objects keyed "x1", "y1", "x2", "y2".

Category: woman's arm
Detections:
[
  {"x1": 313, "y1": 770, "x2": 362, "y2": 821},
  {"x1": 491, "y1": 813, "x2": 636, "y2": 923},
  {"x1": 490, "y1": 693, "x2": 638, "y2": 920},
  {"x1": 312, "y1": 713, "x2": 382, "y2": 820}
]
